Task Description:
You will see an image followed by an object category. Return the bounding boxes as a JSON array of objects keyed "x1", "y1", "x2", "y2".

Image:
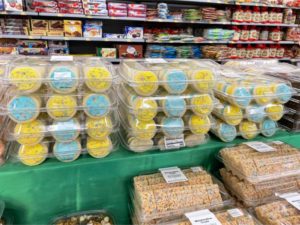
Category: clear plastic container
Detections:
[
  {"x1": 218, "y1": 141, "x2": 300, "y2": 183},
  {"x1": 220, "y1": 168, "x2": 300, "y2": 207},
  {"x1": 7, "y1": 133, "x2": 119, "y2": 166},
  {"x1": 118, "y1": 83, "x2": 217, "y2": 120},
  {"x1": 118, "y1": 59, "x2": 219, "y2": 96},
  {"x1": 280, "y1": 115, "x2": 300, "y2": 132},
  {"x1": 132, "y1": 167, "x2": 234, "y2": 223},
  {"x1": 51, "y1": 210, "x2": 115, "y2": 225}
]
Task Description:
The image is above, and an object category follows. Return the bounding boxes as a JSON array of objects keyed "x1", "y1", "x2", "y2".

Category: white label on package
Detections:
[
  {"x1": 227, "y1": 208, "x2": 244, "y2": 218},
  {"x1": 50, "y1": 55, "x2": 73, "y2": 61},
  {"x1": 191, "y1": 167, "x2": 203, "y2": 173},
  {"x1": 279, "y1": 192, "x2": 300, "y2": 210},
  {"x1": 159, "y1": 167, "x2": 188, "y2": 184},
  {"x1": 185, "y1": 209, "x2": 222, "y2": 225},
  {"x1": 272, "y1": 141, "x2": 284, "y2": 145},
  {"x1": 164, "y1": 135, "x2": 185, "y2": 150},
  {"x1": 245, "y1": 141, "x2": 275, "y2": 152},
  {"x1": 145, "y1": 58, "x2": 167, "y2": 64},
  {"x1": 53, "y1": 72, "x2": 72, "y2": 80}
]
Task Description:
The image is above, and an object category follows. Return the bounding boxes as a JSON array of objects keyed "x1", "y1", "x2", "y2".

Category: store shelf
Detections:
[
  {"x1": 147, "y1": 40, "x2": 296, "y2": 44},
  {"x1": 231, "y1": 22, "x2": 299, "y2": 27},
  {"x1": 0, "y1": 11, "x2": 38, "y2": 16}
]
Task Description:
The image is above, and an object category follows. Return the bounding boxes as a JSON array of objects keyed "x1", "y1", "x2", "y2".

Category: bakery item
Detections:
[
  {"x1": 50, "y1": 118, "x2": 80, "y2": 142},
  {"x1": 129, "y1": 95, "x2": 158, "y2": 121},
  {"x1": 189, "y1": 94, "x2": 214, "y2": 116},
  {"x1": 128, "y1": 115, "x2": 157, "y2": 140},
  {"x1": 189, "y1": 69, "x2": 215, "y2": 93},
  {"x1": 251, "y1": 85, "x2": 273, "y2": 105},
  {"x1": 186, "y1": 114, "x2": 210, "y2": 135},
  {"x1": 8, "y1": 95, "x2": 41, "y2": 123},
  {"x1": 86, "y1": 116, "x2": 113, "y2": 140},
  {"x1": 160, "y1": 117, "x2": 184, "y2": 138},
  {"x1": 185, "y1": 133, "x2": 206, "y2": 147},
  {"x1": 213, "y1": 103, "x2": 242, "y2": 126},
  {"x1": 161, "y1": 96, "x2": 186, "y2": 117},
  {"x1": 245, "y1": 104, "x2": 265, "y2": 123},
  {"x1": 238, "y1": 120, "x2": 259, "y2": 139},
  {"x1": 49, "y1": 65, "x2": 79, "y2": 94},
  {"x1": 224, "y1": 85, "x2": 252, "y2": 108},
  {"x1": 161, "y1": 69, "x2": 188, "y2": 94},
  {"x1": 83, "y1": 94, "x2": 111, "y2": 118},
  {"x1": 86, "y1": 136, "x2": 112, "y2": 158},
  {"x1": 132, "y1": 71, "x2": 158, "y2": 96},
  {"x1": 265, "y1": 103, "x2": 284, "y2": 121},
  {"x1": 14, "y1": 119, "x2": 45, "y2": 145},
  {"x1": 212, "y1": 118, "x2": 237, "y2": 142},
  {"x1": 84, "y1": 66, "x2": 112, "y2": 92},
  {"x1": 260, "y1": 119, "x2": 277, "y2": 137},
  {"x1": 272, "y1": 83, "x2": 293, "y2": 104},
  {"x1": 47, "y1": 95, "x2": 77, "y2": 121},
  {"x1": 128, "y1": 137, "x2": 154, "y2": 152},
  {"x1": 18, "y1": 143, "x2": 48, "y2": 166},
  {"x1": 53, "y1": 139, "x2": 81, "y2": 162}
]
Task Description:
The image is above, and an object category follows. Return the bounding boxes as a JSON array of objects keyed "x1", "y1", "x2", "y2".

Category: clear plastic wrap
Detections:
[
  {"x1": 132, "y1": 167, "x2": 233, "y2": 223},
  {"x1": 218, "y1": 141, "x2": 300, "y2": 183},
  {"x1": 51, "y1": 210, "x2": 115, "y2": 225},
  {"x1": 118, "y1": 59, "x2": 219, "y2": 96}
]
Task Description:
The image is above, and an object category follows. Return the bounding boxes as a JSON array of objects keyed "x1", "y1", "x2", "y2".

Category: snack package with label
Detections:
[
  {"x1": 83, "y1": 2, "x2": 106, "y2": 10},
  {"x1": 108, "y1": 9, "x2": 127, "y2": 17},
  {"x1": 64, "y1": 20, "x2": 82, "y2": 37},
  {"x1": 96, "y1": 48, "x2": 116, "y2": 58},
  {"x1": 32, "y1": 0, "x2": 57, "y2": 7},
  {"x1": 35, "y1": 6, "x2": 59, "y2": 13},
  {"x1": 128, "y1": 4, "x2": 146, "y2": 11},
  {"x1": 59, "y1": 7, "x2": 84, "y2": 14},
  {"x1": 128, "y1": 10, "x2": 146, "y2": 18},
  {"x1": 107, "y1": 2, "x2": 127, "y2": 10},
  {"x1": 83, "y1": 21, "x2": 102, "y2": 37},
  {"x1": 117, "y1": 45, "x2": 143, "y2": 59},
  {"x1": 58, "y1": 1, "x2": 83, "y2": 8},
  {"x1": 84, "y1": 8, "x2": 108, "y2": 16},
  {"x1": 125, "y1": 26, "x2": 143, "y2": 39},
  {"x1": 4, "y1": 0, "x2": 23, "y2": 11}
]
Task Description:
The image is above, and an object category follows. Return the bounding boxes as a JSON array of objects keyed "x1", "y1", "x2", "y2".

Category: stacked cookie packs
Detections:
[
  {"x1": 0, "y1": 56, "x2": 118, "y2": 166},
  {"x1": 219, "y1": 141, "x2": 300, "y2": 208},
  {"x1": 210, "y1": 61, "x2": 294, "y2": 142},
  {"x1": 117, "y1": 59, "x2": 218, "y2": 152}
]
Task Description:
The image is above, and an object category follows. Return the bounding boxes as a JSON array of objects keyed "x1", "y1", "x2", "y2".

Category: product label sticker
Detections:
[
  {"x1": 279, "y1": 192, "x2": 300, "y2": 210},
  {"x1": 145, "y1": 58, "x2": 167, "y2": 64},
  {"x1": 272, "y1": 140, "x2": 284, "y2": 145},
  {"x1": 159, "y1": 167, "x2": 188, "y2": 184},
  {"x1": 164, "y1": 135, "x2": 185, "y2": 150},
  {"x1": 50, "y1": 55, "x2": 73, "y2": 61},
  {"x1": 53, "y1": 72, "x2": 72, "y2": 80},
  {"x1": 245, "y1": 141, "x2": 275, "y2": 152},
  {"x1": 191, "y1": 167, "x2": 203, "y2": 173},
  {"x1": 185, "y1": 209, "x2": 222, "y2": 225},
  {"x1": 227, "y1": 208, "x2": 244, "y2": 218}
]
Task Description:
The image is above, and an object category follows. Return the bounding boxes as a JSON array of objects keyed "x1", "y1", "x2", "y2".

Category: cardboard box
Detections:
[
  {"x1": 31, "y1": 19, "x2": 48, "y2": 31},
  {"x1": 117, "y1": 44, "x2": 143, "y2": 58},
  {"x1": 49, "y1": 20, "x2": 64, "y2": 31},
  {"x1": 47, "y1": 30, "x2": 64, "y2": 36},
  {"x1": 29, "y1": 29, "x2": 47, "y2": 36},
  {"x1": 4, "y1": 0, "x2": 23, "y2": 11},
  {"x1": 96, "y1": 48, "x2": 116, "y2": 58}
]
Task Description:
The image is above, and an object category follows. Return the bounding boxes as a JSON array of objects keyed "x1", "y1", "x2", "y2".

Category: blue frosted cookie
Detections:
[
  {"x1": 272, "y1": 83, "x2": 293, "y2": 104},
  {"x1": 49, "y1": 66, "x2": 79, "y2": 94},
  {"x1": 245, "y1": 104, "x2": 265, "y2": 123},
  {"x1": 53, "y1": 139, "x2": 81, "y2": 162},
  {"x1": 162, "y1": 70, "x2": 188, "y2": 94},
  {"x1": 161, "y1": 117, "x2": 184, "y2": 138},
  {"x1": 217, "y1": 122, "x2": 237, "y2": 142},
  {"x1": 260, "y1": 119, "x2": 277, "y2": 137},
  {"x1": 162, "y1": 96, "x2": 186, "y2": 117},
  {"x1": 51, "y1": 118, "x2": 81, "y2": 142},
  {"x1": 83, "y1": 94, "x2": 111, "y2": 118},
  {"x1": 225, "y1": 85, "x2": 252, "y2": 108},
  {"x1": 7, "y1": 95, "x2": 40, "y2": 123}
]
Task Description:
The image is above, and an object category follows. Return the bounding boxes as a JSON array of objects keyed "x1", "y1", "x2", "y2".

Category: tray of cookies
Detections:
[
  {"x1": 131, "y1": 167, "x2": 234, "y2": 223},
  {"x1": 118, "y1": 59, "x2": 219, "y2": 96},
  {"x1": 118, "y1": 83, "x2": 217, "y2": 120},
  {"x1": 218, "y1": 141, "x2": 300, "y2": 183},
  {"x1": 51, "y1": 210, "x2": 115, "y2": 225}
]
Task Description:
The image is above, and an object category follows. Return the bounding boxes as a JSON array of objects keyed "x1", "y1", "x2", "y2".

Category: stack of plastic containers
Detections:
[
  {"x1": 131, "y1": 167, "x2": 233, "y2": 225},
  {"x1": 117, "y1": 59, "x2": 218, "y2": 152},
  {"x1": 0, "y1": 56, "x2": 118, "y2": 166},
  {"x1": 218, "y1": 141, "x2": 300, "y2": 207},
  {"x1": 211, "y1": 63, "x2": 294, "y2": 142}
]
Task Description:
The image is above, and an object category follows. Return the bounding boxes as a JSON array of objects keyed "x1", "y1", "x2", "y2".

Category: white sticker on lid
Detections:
[
  {"x1": 164, "y1": 135, "x2": 185, "y2": 150},
  {"x1": 191, "y1": 167, "x2": 203, "y2": 173},
  {"x1": 145, "y1": 58, "x2": 167, "y2": 64},
  {"x1": 272, "y1": 141, "x2": 284, "y2": 145},
  {"x1": 227, "y1": 208, "x2": 244, "y2": 218},
  {"x1": 50, "y1": 55, "x2": 73, "y2": 61},
  {"x1": 159, "y1": 167, "x2": 188, "y2": 184},
  {"x1": 53, "y1": 72, "x2": 72, "y2": 80},
  {"x1": 245, "y1": 141, "x2": 275, "y2": 153},
  {"x1": 279, "y1": 192, "x2": 300, "y2": 210},
  {"x1": 185, "y1": 209, "x2": 222, "y2": 225}
]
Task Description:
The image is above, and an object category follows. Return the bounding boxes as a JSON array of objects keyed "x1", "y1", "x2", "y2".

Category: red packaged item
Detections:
[
  {"x1": 232, "y1": 26, "x2": 240, "y2": 41},
  {"x1": 237, "y1": 44, "x2": 246, "y2": 59},
  {"x1": 82, "y1": 2, "x2": 106, "y2": 9},
  {"x1": 128, "y1": 4, "x2": 146, "y2": 11},
  {"x1": 269, "y1": 8, "x2": 277, "y2": 23},
  {"x1": 253, "y1": 44, "x2": 261, "y2": 58},
  {"x1": 240, "y1": 26, "x2": 249, "y2": 41},
  {"x1": 58, "y1": 2, "x2": 83, "y2": 8},
  {"x1": 58, "y1": 0, "x2": 81, "y2": 2},
  {"x1": 35, "y1": 6, "x2": 59, "y2": 13},
  {"x1": 260, "y1": 44, "x2": 270, "y2": 58},
  {"x1": 276, "y1": 44, "x2": 285, "y2": 58},
  {"x1": 276, "y1": 9, "x2": 283, "y2": 23},
  {"x1": 107, "y1": 3, "x2": 127, "y2": 10},
  {"x1": 252, "y1": 6, "x2": 261, "y2": 23},
  {"x1": 249, "y1": 26, "x2": 259, "y2": 41},
  {"x1": 117, "y1": 44, "x2": 143, "y2": 58},
  {"x1": 128, "y1": 10, "x2": 146, "y2": 18},
  {"x1": 32, "y1": 0, "x2": 57, "y2": 7},
  {"x1": 269, "y1": 27, "x2": 281, "y2": 41},
  {"x1": 84, "y1": 9, "x2": 108, "y2": 16},
  {"x1": 108, "y1": 9, "x2": 127, "y2": 17},
  {"x1": 244, "y1": 6, "x2": 252, "y2": 23},
  {"x1": 232, "y1": 6, "x2": 243, "y2": 22},
  {"x1": 269, "y1": 44, "x2": 277, "y2": 58},
  {"x1": 261, "y1": 7, "x2": 269, "y2": 23},
  {"x1": 246, "y1": 45, "x2": 254, "y2": 59},
  {"x1": 59, "y1": 8, "x2": 84, "y2": 14},
  {"x1": 228, "y1": 44, "x2": 238, "y2": 59}
]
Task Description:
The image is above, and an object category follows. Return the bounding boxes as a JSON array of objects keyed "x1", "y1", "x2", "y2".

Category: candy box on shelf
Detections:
[
  {"x1": 64, "y1": 20, "x2": 82, "y2": 37},
  {"x1": 59, "y1": 7, "x2": 84, "y2": 14},
  {"x1": 107, "y1": 2, "x2": 126, "y2": 10},
  {"x1": 4, "y1": 0, "x2": 23, "y2": 11},
  {"x1": 125, "y1": 26, "x2": 143, "y2": 39},
  {"x1": 108, "y1": 9, "x2": 127, "y2": 17},
  {"x1": 34, "y1": 6, "x2": 59, "y2": 13},
  {"x1": 96, "y1": 48, "x2": 116, "y2": 58},
  {"x1": 117, "y1": 45, "x2": 143, "y2": 59}
]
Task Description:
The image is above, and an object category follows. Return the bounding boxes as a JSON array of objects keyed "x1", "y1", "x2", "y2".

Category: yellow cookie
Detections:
[
  {"x1": 18, "y1": 143, "x2": 48, "y2": 166},
  {"x1": 133, "y1": 71, "x2": 158, "y2": 96},
  {"x1": 130, "y1": 96, "x2": 158, "y2": 121},
  {"x1": 86, "y1": 116, "x2": 113, "y2": 140},
  {"x1": 87, "y1": 137, "x2": 112, "y2": 158},
  {"x1": 9, "y1": 67, "x2": 42, "y2": 93},
  {"x1": 239, "y1": 120, "x2": 258, "y2": 140},
  {"x1": 188, "y1": 114, "x2": 211, "y2": 135},
  {"x1": 190, "y1": 94, "x2": 214, "y2": 116},
  {"x1": 14, "y1": 120, "x2": 45, "y2": 145},
  {"x1": 190, "y1": 69, "x2": 215, "y2": 93},
  {"x1": 128, "y1": 115, "x2": 156, "y2": 140},
  {"x1": 47, "y1": 95, "x2": 77, "y2": 121},
  {"x1": 265, "y1": 104, "x2": 284, "y2": 121},
  {"x1": 222, "y1": 104, "x2": 243, "y2": 126},
  {"x1": 252, "y1": 85, "x2": 273, "y2": 105},
  {"x1": 84, "y1": 67, "x2": 112, "y2": 93}
]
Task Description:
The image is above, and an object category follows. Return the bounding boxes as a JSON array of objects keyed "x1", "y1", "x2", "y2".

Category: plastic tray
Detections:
[
  {"x1": 0, "y1": 89, "x2": 118, "y2": 123},
  {"x1": 2, "y1": 56, "x2": 114, "y2": 94},
  {"x1": 117, "y1": 83, "x2": 217, "y2": 120},
  {"x1": 7, "y1": 133, "x2": 119, "y2": 166},
  {"x1": 280, "y1": 115, "x2": 300, "y2": 132},
  {"x1": 118, "y1": 59, "x2": 219, "y2": 96},
  {"x1": 51, "y1": 210, "x2": 115, "y2": 225},
  {"x1": 218, "y1": 141, "x2": 300, "y2": 183},
  {"x1": 132, "y1": 167, "x2": 234, "y2": 223},
  {"x1": 3, "y1": 111, "x2": 119, "y2": 144},
  {"x1": 286, "y1": 98, "x2": 300, "y2": 112},
  {"x1": 220, "y1": 168, "x2": 300, "y2": 207}
]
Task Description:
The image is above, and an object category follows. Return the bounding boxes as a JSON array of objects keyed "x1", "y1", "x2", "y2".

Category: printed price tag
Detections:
[
  {"x1": 53, "y1": 72, "x2": 72, "y2": 80},
  {"x1": 191, "y1": 167, "x2": 203, "y2": 173},
  {"x1": 145, "y1": 58, "x2": 167, "y2": 64},
  {"x1": 227, "y1": 208, "x2": 244, "y2": 218},
  {"x1": 279, "y1": 192, "x2": 300, "y2": 210},
  {"x1": 185, "y1": 209, "x2": 222, "y2": 225},
  {"x1": 272, "y1": 141, "x2": 284, "y2": 145},
  {"x1": 50, "y1": 56, "x2": 73, "y2": 61},
  {"x1": 164, "y1": 135, "x2": 185, "y2": 150},
  {"x1": 245, "y1": 141, "x2": 275, "y2": 152},
  {"x1": 159, "y1": 167, "x2": 188, "y2": 184}
]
